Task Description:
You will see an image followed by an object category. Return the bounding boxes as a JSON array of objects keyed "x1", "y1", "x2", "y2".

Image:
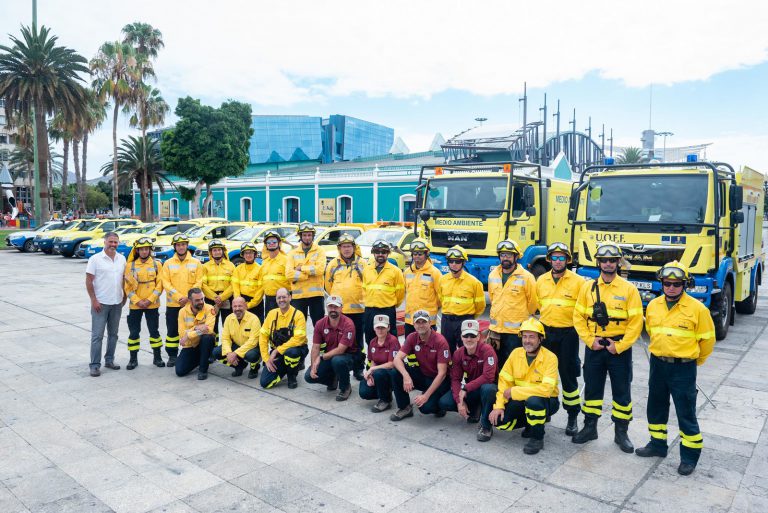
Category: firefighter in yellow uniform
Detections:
[
  {"x1": 572, "y1": 243, "x2": 643, "y2": 454},
  {"x1": 211, "y1": 297, "x2": 263, "y2": 379},
  {"x1": 403, "y1": 238, "x2": 441, "y2": 337},
  {"x1": 259, "y1": 287, "x2": 308, "y2": 389},
  {"x1": 439, "y1": 245, "x2": 486, "y2": 353},
  {"x1": 478, "y1": 318, "x2": 560, "y2": 455},
  {"x1": 174, "y1": 288, "x2": 217, "y2": 380},
  {"x1": 123, "y1": 237, "x2": 164, "y2": 369},
  {"x1": 488, "y1": 240, "x2": 538, "y2": 365},
  {"x1": 636, "y1": 261, "x2": 715, "y2": 476},
  {"x1": 161, "y1": 233, "x2": 204, "y2": 367},
  {"x1": 535, "y1": 242, "x2": 585, "y2": 436},
  {"x1": 260, "y1": 230, "x2": 290, "y2": 316},
  {"x1": 201, "y1": 239, "x2": 235, "y2": 341},
  {"x1": 286, "y1": 221, "x2": 327, "y2": 326},
  {"x1": 232, "y1": 242, "x2": 264, "y2": 322},
  {"x1": 362, "y1": 240, "x2": 405, "y2": 348},
  {"x1": 325, "y1": 233, "x2": 366, "y2": 379}
]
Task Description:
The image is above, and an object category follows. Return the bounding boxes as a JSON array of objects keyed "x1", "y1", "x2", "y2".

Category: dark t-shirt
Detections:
[
  {"x1": 313, "y1": 314, "x2": 357, "y2": 353},
  {"x1": 401, "y1": 331, "x2": 450, "y2": 378}
]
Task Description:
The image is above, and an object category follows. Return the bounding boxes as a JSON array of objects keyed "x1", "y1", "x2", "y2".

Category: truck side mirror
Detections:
[
  {"x1": 568, "y1": 194, "x2": 579, "y2": 222},
  {"x1": 419, "y1": 209, "x2": 431, "y2": 222},
  {"x1": 523, "y1": 184, "x2": 535, "y2": 209},
  {"x1": 731, "y1": 211, "x2": 745, "y2": 224},
  {"x1": 729, "y1": 185, "x2": 743, "y2": 211}
]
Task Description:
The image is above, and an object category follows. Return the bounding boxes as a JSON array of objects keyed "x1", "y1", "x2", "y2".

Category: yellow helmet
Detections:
[
  {"x1": 595, "y1": 242, "x2": 622, "y2": 260},
  {"x1": 296, "y1": 221, "x2": 316, "y2": 234},
  {"x1": 133, "y1": 237, "x2": 153, "y2": 249},
  {"x1": 410, "y1": 238, "x2": 430, "y2": 253},
  {"x1": 263, "y1": 230, "x2": 282, "y2": 243},
  {"x1": 656, "y1": 260, "x2": 694, "y2": 287},
  {"x1": 208, "y1": 239, "x2": 226, "y2": 251},
  {"x1": 546, "y1": 242, "x2": 572, "y2": 262},
  {"x1": 496, "y1": 239, "x2": 521, "y2": 256},
  {"x1": 445, "y1": 245, "x2": 468, "y2": 261},
  {"x1": 240, "y1": 242, "x2": 258, "y2": 253},
  {"x1": 372, "y1": 239, "x2": 391, "y2": 252},
  {"x1": 171, "y1": 233, "x2": 190, "y2": 245},
  {"x1": 336, "y1": 233, "x2": 357, "y2": 246},
  {"x1": 519, "y1": 317, "x2": 546, "y2": 338}
]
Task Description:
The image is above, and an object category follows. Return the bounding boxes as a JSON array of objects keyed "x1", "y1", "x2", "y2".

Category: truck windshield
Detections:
[
  {"x1": 425, "y1": 177, "x2": 507, "y2": 215},
  {"x1": 586, "y1": 175, "x2": 708, "y2": 226}
]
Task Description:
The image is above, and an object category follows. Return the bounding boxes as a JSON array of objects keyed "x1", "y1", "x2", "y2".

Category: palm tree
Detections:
[
  {"x1": 129, "y1": 85, "x2": 168, "y2": 220},
  {"x1": 616, "y1": 146, "x2": 644, "y2": 164},
  {"x1": 99, "y1": 135, "x2": 172, "y2": 209},
  {"x1": 0, "y1": 25, "x2": 88, "y2": 221},
  {"x1": 49, "y1": 111, "x2": 75, "y2": 212},
  {"x1": 90, "y1": 40, "x2": 146, "y2": 215},
  {"x1": 122, "y1": 22, "x2": 164, "y2": 59}
]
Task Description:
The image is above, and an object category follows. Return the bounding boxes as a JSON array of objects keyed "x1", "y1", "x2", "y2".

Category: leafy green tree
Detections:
[
  {"x1": 0, "y1": 25, "x2": 88, "y2": 221},
  {"x1": 161, "y1": 97, "x2": 253, "y2": 218},
  {"x1": 75, "y1": 88, "x2": 107, "y2": 213},
  {"x1": 86, "y1": 185, "x2": 110, "y2": 211},
  {"x1": 616, "y1": 146, "x2": 644, "y2": 164}
]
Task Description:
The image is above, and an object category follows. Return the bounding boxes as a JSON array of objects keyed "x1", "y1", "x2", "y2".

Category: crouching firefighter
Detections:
[
  {"x1": 123, "y1": 237, "x2": 164, "y2": 369},
  {"x1": 572, "y1": 243, "x2": 643, "y2": 453},
  {"x1": 259, "y1": 287, "x2": 308, "y2": 389}
]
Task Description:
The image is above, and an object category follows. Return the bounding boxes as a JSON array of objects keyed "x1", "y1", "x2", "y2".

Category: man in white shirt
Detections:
[{"x1": 86, "y1": 232, "x2": 127, "y2": 376}]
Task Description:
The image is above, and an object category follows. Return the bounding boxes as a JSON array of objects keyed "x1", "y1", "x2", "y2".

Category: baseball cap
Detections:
[
  {"x1": 413, "y1": 310, "x2": 431, "y2": 323},
  {"x1": 325, "y1": 295, "x2": 343, "y2": 308},
  {"x1": 461, "y1": 319, "x2": 480, "y2": 336},
  {"x1": 373, "y1": 315, "x2": 390, "y2": 328}
]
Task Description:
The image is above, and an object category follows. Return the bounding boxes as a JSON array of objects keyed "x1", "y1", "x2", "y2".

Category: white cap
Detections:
[
  {"x1": 373, "y1": 315, "x2": 390, "y2": 328},
  {"x1": 325, "y1": 295, "x2": 343, "y2": 308},
  {"x1": 461, "y1": 319, "x2": 480, "y2": 336},
  {"x1": 413, "y1": 310, "x2": 431, "y2": 323}
]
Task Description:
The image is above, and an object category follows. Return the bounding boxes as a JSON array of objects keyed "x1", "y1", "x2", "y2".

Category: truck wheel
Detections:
[
  {"x1": 735, "y1": 280, "x2": 758, "y2": 315},
  {"x1": 713, "y1": 281, "x2": 732, "y2": 341},
  {"x1": 23, "y1": 239, "x2": 35, "y2": 252},
  {"x1": 530, "y1": 263, "x2": 548, "y2": 278}
]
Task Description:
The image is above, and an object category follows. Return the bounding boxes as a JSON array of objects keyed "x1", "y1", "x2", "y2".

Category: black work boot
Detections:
[
  {"x1": 248, "y1": 363, "x2": 260, "y2": 379},
  {"x1": 614, "y1": 422, "x2": 634, "y2": 453},
  {"x1": 287, "y1": 374, "x2": 298, "y2": 389},
  {"x1": 572, "y1": 416, "x2": 598, "y2": 444},
  {"x1": 166, "y1": 350, "x2": 177, "y2": 368},
  {"x1": 126, "y1": 351, "x2": 138, "y2": 370},
  {"x1": 565, "y1": 411, "x2": 579, "y2": 437},
  {"x1": 152, "y1": 348, "x2": 165, "y2": 368},
  {"x1": 523, "y1": 438, "x2": 544, "y2": 455},
  {"x1": 635, "y1": 442, "x2": 668, "y2": 458}
]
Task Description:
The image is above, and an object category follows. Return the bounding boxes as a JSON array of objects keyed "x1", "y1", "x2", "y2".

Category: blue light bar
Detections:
[
  {"x1": 686, "y1": 154, "x2": 698, "y2": 163},
  {"x1": 604, "y1": 157, "x2": 615, "y2": 165}
]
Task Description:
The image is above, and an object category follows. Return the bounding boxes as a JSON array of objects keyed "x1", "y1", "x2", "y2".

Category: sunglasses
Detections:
[
  {"x1": 662, "y1": 281, "x2": 684, "y2": 288},
  {"x1": 411, "y1": 251, "x2": 426, "y2": 256},
  {"x1": 461, "y1": 333, "x2": 478, "y2": 338},
  {"x1": 373, "y1": 250, "x2": 389, "y2": 255},
  {"x1": 550, "y1": 255, "x2": 567, "y2": 262},
  {"x1": 448, "y1": 259, "x2": 463, "y2": 264},
  {"x1": 600, "y1": 258, "x2": 619, "y2": 263}
]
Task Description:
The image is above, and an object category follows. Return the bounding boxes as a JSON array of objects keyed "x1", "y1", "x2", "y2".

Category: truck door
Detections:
[{"x1": 506, "y1": 182, "x2": 539, "y2": 247}]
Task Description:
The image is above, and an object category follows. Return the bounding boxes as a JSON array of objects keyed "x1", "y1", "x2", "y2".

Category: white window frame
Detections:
[
  {"x1": 283, "y1": 196, "x2": 300, "y2": 223},
  {"x1": 169, "y1": 198, "x2": 179, "y2": 218},
  {"x1": 240, "y1": 197, "x2": 252, "y2": 221},
  {"x1": 337, "y1": 195, "x2": 353, "y2": 224},
  {"x1": 399, "y1": 194, "x2": 416, "y2": 222}
]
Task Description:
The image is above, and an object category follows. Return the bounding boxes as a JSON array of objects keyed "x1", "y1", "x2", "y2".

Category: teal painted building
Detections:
[{"x1": 134, "y1": 151, "x2": 444, "y2": 223}]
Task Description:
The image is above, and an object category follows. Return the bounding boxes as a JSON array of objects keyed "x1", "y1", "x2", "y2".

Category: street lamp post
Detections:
[
  {"x1": 474, "y1": 117, "x2": 487, "y2": 126},
  {"x1": 655, "y1": 131, "x2": 674, "y2": 162}
]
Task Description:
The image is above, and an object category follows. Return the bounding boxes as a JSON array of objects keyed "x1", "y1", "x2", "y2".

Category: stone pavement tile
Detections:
[
  {"x1": 706, "y1": 432, "x2": 757, "y2": 458},
  {"x1": 83, "y1": 423, "x2": 146, "y2": 452},
  {"x1": 700, "y1": 418, "x2": 764, "y2": 444},
  {"x1": 143, "y1": 461, "x2": 223, "y2": 499},
  {"x1": 546, "y1": 463, "x2": 636, "y2": 504},
  {"x1": 417, "y1": 477, "x2": 513, "y2": 513},
  {"x1": 385, "y1": 439, "x2": 471, "y2": 477},
  {"x1": 3, "y1": 467, "x2": 85, "y2": 510},
  {"x1": 182, "y1": 481, "x2": 280, "y2": 513},
  {"x1": 193, "y1": 396, "x2": 255, "y2": 418},
  {"x1": 0, "y1": 485, "x2": 30, "y2": 513},
  {"x1": 653, "y1": 447, "x2": 748, "y2": 492},
  {"x1": 163, "y1": 404, "x2": 221, "y2": 427},
  {"x1": 57, "y1": 410, "x2": 115, "y2": 434},
  {"x1": 154, "y1": 428, "x2": 224, "y2": 458},
  {"x1": 317, "y1": 471, "x2": 412, "y2": 512},
  {"x1": 564, "y1": 448, "x2": 653, "y2": 482},
  {"x1": 231, "y1": 466, "x2": 313, "y2": 506},
  {"x1": 325, "y1": 399, "x2": 398, "y2": 426},
  {"x1": 121, "y1": 413, "x2": 186, "y2": 439},
  {"x1": 730, "y1": 492, "x2": 768, "y2": 513},
  {"x1": 98, "y1": 399, "x2": 155, "y2": 423},
  {"x1": 448, "y1": 461, "x2": 537, "y2": 502},
  {"x1": 295, "y1": 410, "x2": 360, "y2": 437},
  {"x1": 270, "y1": 421, "x2": 337, "y2": 450},
  {"x1": 132, "y1": 392, "x2": 190, "y2": 413},
  {"x1": 0, "y1": 445, "x2": 54, "y2": 481},
  {"x1": 280, "y1": 487, "x2": 368, "y2": 513},
  {"x1": 110, "y1": 439, "x2": 188, "y2": 474},
  {"x1": 187, "y1": 447, "x2": 265, "y2": 481},
  {"x1": 700, "y1": 401, "x2": 768, "y2": 432},
  {"x1": 147, "y1": 500, "x2": 199, "y2": 513},
  {"x1": 357, "y1": 458, "x2": 446, "y2": 495},
  {"x1": 18, "y1": 425, "x2": 104, "y2": 466},
  {"x1": 93, "y1": 476, "x2": 176, "y2": 513},
  {"x1": 35, "y1": 490, "x2": 113, "y2": 513},
  {"x1": 503, "y1": 482, "x2": 617, "y2": 513},
  {"x1": 313, "y1": 438, "x2": 385, "y2": 467},
  {"x1": 738, "y1": 472, "x2": 768, "y2": 497},
  {"x1": 627, "y1": 475, "x2": 735, "y2": 513},
  {"x1": 714, "y1": 385, "x2": 768, "y2": 412},
  {"x1": 58, "y1": 453, "x2": 138, "y2": 494},
  {"x1": 189, "y1": 417, "x2": 250, "y2": 445}
]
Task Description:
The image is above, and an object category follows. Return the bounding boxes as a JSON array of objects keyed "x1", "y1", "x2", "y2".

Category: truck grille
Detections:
[
  {"x1": 431, "y1": 230, "x2": 488, "y2": 250},
  {"x1": 619, "y1": 245, "x2": 685, "y2": 267}
]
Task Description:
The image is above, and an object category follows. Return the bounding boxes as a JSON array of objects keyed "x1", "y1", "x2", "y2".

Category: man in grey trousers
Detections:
[{"x1": 86, "y1": 232, "x2": 127, "y2": 376}]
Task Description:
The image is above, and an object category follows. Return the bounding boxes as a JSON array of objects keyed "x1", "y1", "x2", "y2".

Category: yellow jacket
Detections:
[
  {"x1": 645, "y1": 293, "x2": 715, "y2": 366},
  {"x1": 403, "y1": 260, "x2": 442, "y2": 324},
  {"x1": 325, "y1": 255, "x2": 366, "y2": 314},
  {"x1": 161, "y1": 254, "x2": 204, "y2": 307},
  {"x1": 573, "y1": 275, "x2": 643, "y2": 353},
  {"x1": 202, "y1": 258, "x2": 235, "y2": 300},
  {"x1": 123, "y1": 256, "x2": 162, "y2": 310},
  {"x1": 495, "y1": 346, "x2": 559, "y2": 409},
  {"x1": 259, "y1": 306, "x2": 308, "y2": 362},
  {"x1": 362, "y1": 261, "x2": 405, "y2": 308},
  {"x1": 439, "y1": 270, "x2": 486, "y2": 317},
  {"x1": 221, "y1": 311, "x2": 261, "y2": 357},
  {"x1": 260, "y1": 251, "x2": 290, "y2": 297},
  {"x1": 488, "y1": 265, "x2": 537, "y2": 333},
  {"x1": 178, "y1": 303, "x2": 217, "y2": 348},
  {"x1": 232, "y1": 262, "x2": 263, "y2": 309},
  {"x1": 536, "y1": 269, "x2": 585, "y2": 328},
  {"x1": 286, "y1": 244, "x2": 327, "y2": 299}
]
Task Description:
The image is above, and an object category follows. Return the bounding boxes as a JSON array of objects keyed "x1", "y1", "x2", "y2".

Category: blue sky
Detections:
[{"x1": 2, "y1": 0, "x2": 767, "y2": 176}]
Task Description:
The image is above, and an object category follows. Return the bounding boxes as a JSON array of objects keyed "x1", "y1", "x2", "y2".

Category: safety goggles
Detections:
[
  {"x1": 135, "y1": 237, "x2": 153, "y2": 246},
  {"x1": 497, "y1": 241, "x2": 518, "y2": 253},
  {"x1": 548, "y1": 242, "x2": 569, "y2": 253},
  {"x1": 298, "y1": 222, "x2": 314, "y2": 232},
  {"x1": 659, "y1": 267, "x2": 687, "y2": 280}
]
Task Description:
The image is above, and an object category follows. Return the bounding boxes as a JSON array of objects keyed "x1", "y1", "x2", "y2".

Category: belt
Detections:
[
  {"x1": 655, "y1": 355, "x2": 695, "y2": 364},
  {"x1": 543, "y1": 325, "x2": 576, "y2": 333},
  {"x1": 443, "y1": 314, "x2": 472, "y2": 321}
]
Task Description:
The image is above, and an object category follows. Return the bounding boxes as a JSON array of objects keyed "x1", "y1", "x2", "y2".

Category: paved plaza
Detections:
[{"x1": 1, "y1": 249, "x2": 768, "y2": 512}]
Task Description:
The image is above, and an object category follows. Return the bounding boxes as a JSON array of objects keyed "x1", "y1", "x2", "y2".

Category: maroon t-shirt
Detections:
[
  {"x1": 313, "y1": 314, "x2": 357, "y2": 353},
  {"x1": 401, "y1": 331, "x2": 450, "y2": 378},
  {"x1": 450, "y1": 342, "x2": 498, "y2": 403},
  {"x1": 367, "y1": 333, "x2": 400, "y2": 367}
]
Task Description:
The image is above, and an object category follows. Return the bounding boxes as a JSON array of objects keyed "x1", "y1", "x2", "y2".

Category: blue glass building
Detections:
[{"x1": 323, "y1": 115, "x2": 395, "y2": 163}]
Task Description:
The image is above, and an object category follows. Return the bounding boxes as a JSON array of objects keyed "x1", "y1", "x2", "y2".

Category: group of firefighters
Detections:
[{"x1": 121, "y1": 221, "x2": 714, "y2": 476}]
